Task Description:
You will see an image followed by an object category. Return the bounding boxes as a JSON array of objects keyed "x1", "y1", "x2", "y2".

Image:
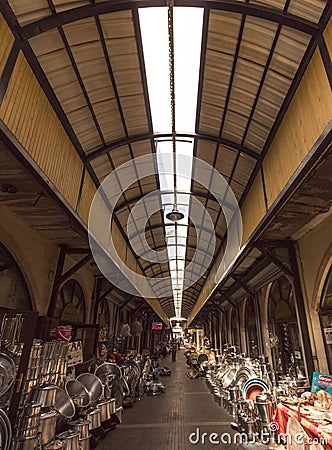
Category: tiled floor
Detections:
[{"x1": 97, "y1": 351, "x2": 271, "y2": 450}]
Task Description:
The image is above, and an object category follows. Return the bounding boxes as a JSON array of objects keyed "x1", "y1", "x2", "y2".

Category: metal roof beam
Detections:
[
  {"x1": 18, "y1": 0, "x2": 319, "y2": 41},
  {"x1": 86, "y1": 132, "x2": 260, "y2": 161}
]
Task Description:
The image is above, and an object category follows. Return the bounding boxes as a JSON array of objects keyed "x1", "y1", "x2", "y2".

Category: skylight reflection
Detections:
[{"x1": 139, "y1": 7, "x2": 203, "y2": 318}]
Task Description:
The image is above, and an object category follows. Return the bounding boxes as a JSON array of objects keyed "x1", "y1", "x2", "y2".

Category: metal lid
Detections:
[
  {"x1": 254, "y1": 392, "x2": 273, "y2": 404},
  {"x1": 41, "y1": 409, "x2": 59, "y2": 419},
  {"x1": 57, "y1": 430, "x2": 80, "y2": 439},
  {"x1": 68, "y1": 419, "x2": 90, "y2": 426},
  {"x1": 44, "y1": 440, "x2": 65, "y2": 449}
]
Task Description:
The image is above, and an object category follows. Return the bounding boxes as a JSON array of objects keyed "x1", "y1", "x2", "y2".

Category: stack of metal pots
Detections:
[
  {"x1": 20, "y1": 340, "x2": 43, "y2": 407},
  {"x1": 254, "y1": 392, "x2": 276, "y2": 436},
  {"x1": 13, "y1": 383, "x2": 60, "y2": 449},
  {"x1": 31, "y1": 383, "x2": 59, "y2": 447},
  {"x1": 12, "y1": 401, "x2": 42, "y2": 450},
  {"x1": 68, "y1": 419, "x2": 91, "y2": 450}
]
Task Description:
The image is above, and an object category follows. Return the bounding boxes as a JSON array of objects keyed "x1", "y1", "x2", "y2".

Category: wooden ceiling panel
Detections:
[
  {"x1": 215, "y1": 146, "x2": 238, "y2": 178},
  {"x1": 199, "y1": 104, "x2": 224, "y2": 136},
  {"x1": 196, "y1": 141, "x2": 218, "y2": 166},
  {"x1": 93, "y1": 99, "x2": 124, "y2": 143},
  {"x1": 287, "y1": 0, "x2": 328, "y2": 23},
  {"x1": 132, "y1": 141, "x2": 153, "y2": 159},
  {"x1": 239, "y1": 17, "x2": 278, "y2": 65},
  {"x1": 53, "y1": 0, "x2": 90, "y2": 14},
  {"x1": 63, "y1": 17, "x2": 99, "y2": 45},
  {"x1": 8, "y1": 0, "x2": 50, "y2": 26},
  {"x1": 249, "y1": 0, "x2": 287, "y2": 10},
  {"x1": 67, "y1": 108, "x2": 102, "y2": 151},
  {"x1": 29, "y1": 29, "x2": 64, "y2": 55},
  {"x1": 270, "y1": 27, "x2": 310, "y2": 79},
  {"x1": 222, "y1": 110, "x2": 248, "y2": 144},
  {"x1": 108, "y1": 146, "x2": 131, "y2": 168},
  {"x1": 90, "y1": 154, "x2": 112, "y2": 182},
  {"x1": 208, "y1": 11, "x2": 242, "y2": 54},
  {"x1": 245, "y1": 120, "x2": 271, "y2": 151}
]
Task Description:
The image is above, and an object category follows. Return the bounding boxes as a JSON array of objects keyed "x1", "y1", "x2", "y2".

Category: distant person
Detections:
[{"x1": 171, "y1": 341, "x2": 177, "y2": 362}]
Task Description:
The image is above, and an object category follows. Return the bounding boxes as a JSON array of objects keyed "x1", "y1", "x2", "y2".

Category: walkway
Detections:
[{"x1": 98, "y1": 350, "x2": 263, "y2": 450}]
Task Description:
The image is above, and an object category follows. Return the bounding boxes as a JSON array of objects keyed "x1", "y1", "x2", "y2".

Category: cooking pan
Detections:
[
  {"x1": 0, "y1": 353, "x2": 16, "y2": 396},
  {"x1": 65, "y1": 380, "x2": 90, "y2": 408},
  {"x1": 76, "y1": 373, "x2": 103, "y2": 404},
  {"x1": 54, "y1": 386, "x2": 75, "y2": 419},
  {"x1": 222, "y1": 367, "x2": 237, "y2": 388}
]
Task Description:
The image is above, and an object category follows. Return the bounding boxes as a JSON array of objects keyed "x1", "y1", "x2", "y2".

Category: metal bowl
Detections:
[
  {"x1": 54, "y1": 387, "x2": 76, "y2": 419},
  {"x1": 76, "y1": 374, "x2": 103, "y2": 404},
  {"x1": 65, "y1": 380, "x2": 90, "y2": 408},
  {"x1": 95, "y1": 363, "x2": 121, "y2": 385},
  {"x1": 28, "y1": 384, "x2": 57, "y2": 408},
  {"x1": 222, "y1": 368, "x2": 237, "y2": 388}
]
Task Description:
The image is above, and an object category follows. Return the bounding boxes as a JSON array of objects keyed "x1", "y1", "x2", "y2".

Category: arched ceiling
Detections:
[{"x1": 1, "y1": 0, "x2": 331, "y2": 319}]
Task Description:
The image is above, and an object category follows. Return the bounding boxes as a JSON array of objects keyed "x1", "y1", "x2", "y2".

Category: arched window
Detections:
[
  {"x1": 268, "y1": 276, "x2": 305, "y2": 380},
  {"x1": 319, "y1": 265, "x2": 332, "y2": 372},
  {"x1": 245, "y1": 298, "x2": 259, "y2": 359},
  {"x1": 54, "y1": 279, "x2": 85, "y2": 326},
  {"x1": 231, "y1": 307, "x2": 240, "y2": 349},
  {"x1": 0, "y1": 242, "x2": 32, "y2": 311},
  {"x1": 97, "y1": 298, "x2": 110, "y2": 328}
]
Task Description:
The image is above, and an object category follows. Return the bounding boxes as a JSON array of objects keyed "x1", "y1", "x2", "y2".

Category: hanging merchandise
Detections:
[
  {"x1": 67, "y1": 341, "x2": 83, "y2": 367},
  {"x1": 120, "y1": 324, "x2": 131, "y2": 337},
  {"x1": 130, "y1": 320, "x2": 143, "y2": 337},
  {"x1": 55, "y1": 325, "x2": 72, "y2": 344}
]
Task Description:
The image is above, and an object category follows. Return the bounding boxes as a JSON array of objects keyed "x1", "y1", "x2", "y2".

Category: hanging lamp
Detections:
[{"x1": 165, "y1": 0, "x2": 184, "y2": 223}]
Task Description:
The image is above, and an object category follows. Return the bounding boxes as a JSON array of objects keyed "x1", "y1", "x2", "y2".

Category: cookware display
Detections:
[
  {"x1": 68, "y1": 418, "x2": 90, "y2": 439},
  {"x1": 57, "y1": 430, "x2": 80, "y2": 450},
  {"x1": 76, "y1": 373, "x2": 103, "y2": 404},
  {"x1": 65, "y1": 379, "x2": 90, "y2": 408},
  {"x1": 28, "y1": 383, "x2": 57, "y2": 408},
  {"x1": 0, "y1": 408, "x2": 12, "y2": 450},
  {"x1": 39, "y1": 409, "x2": 59, "y2": 445},
  {"x1": 54, "y1": 386, "x2": 76, "y2": 419}
]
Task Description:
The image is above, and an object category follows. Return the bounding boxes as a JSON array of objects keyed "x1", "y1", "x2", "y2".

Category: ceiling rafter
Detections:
[
  {"x1": 18, "y1": 0, "x2": 320, "y2": 41},
  {"x1": 86, "y1": 132, "x2": 260, "y2": 161}
]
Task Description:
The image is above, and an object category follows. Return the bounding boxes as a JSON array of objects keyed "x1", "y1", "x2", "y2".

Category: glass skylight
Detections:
[{"x1": 139, "y1": 7, "x2": 203, "y2": 318}]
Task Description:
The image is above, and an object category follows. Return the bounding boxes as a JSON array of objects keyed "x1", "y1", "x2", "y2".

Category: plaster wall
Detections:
[
  {"x1": 297, "y1": 212, "x2": 332, "y2": 373},
  {"x1": 0, "y1": 203, "x2": 95, "y2": 319}
]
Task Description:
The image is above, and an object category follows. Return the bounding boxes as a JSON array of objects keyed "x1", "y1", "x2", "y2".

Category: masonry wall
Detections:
[{"x1": 0, "y1": 203, "x2": 95, "y2": 319}]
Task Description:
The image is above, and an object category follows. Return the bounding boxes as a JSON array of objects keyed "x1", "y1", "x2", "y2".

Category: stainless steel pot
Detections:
[
  {"x1": 20, "y1": 425, "x2": 39, "y2": 438},
  {"x1": 44, "y1": 440, "x2": 65, "y2": 450},
  {"x1": 109, "y1": 398, "x2": 116, "y2": 414},
  {"x1": 54, "y1": 386, "x2": 75, "y2": 419},
  {"x1": 79, "y1": 436, "x2": 91, "y2": 450},
  {"x1": 19, "y1": 413, "x2": 40, "y2": 429},
  {"x1": 65, "y1": 380, "x2": 90, "y2": 408},
  {"x1": 68, "y1": 419, "x2": 90, "y2": 439},
  {"x1": 254, "y1": 392, "x2": 275, "y2": 425},
  {"x1": 97, "y1": 399, "x2": 112, "y2": 421},
  {"x1": 29, "y1": 383, "x2": 57, "y2": 408},
  {"x1": 222, "y1": 368, "x2": 237, "y2": 388},
  {"x1": 76, "y1": 373, "x2": 103, "y2": 404},
  {"x1": 12, "y1": 436, "x2": 39, "y2": 450},
  {"x1": 83, "y1": 407, "x2": 101, "y2": 430},
  {"x1": 39, "y1": 409, "x2": 59, "y2": 445},
  {"x1": 229, "y1": 386, "x2": 239, "y2": 402},
  {"x1": 57, "y1": 431, "x2": 80, "y2": 450}
]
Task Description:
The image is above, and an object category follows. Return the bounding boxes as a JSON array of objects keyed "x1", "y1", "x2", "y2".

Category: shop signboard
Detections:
[
  {"x1": 67, "y1": 340, "x2": 83, "y2": 367},
  {"x1": 324, "y1": 327, "x2": 332, "y2": 344},
  {"x1": 311, "y1": 371, "x2": 332, "y2": 394}
]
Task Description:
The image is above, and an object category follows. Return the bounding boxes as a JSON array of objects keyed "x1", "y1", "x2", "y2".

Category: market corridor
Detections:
[{"x1": 99, "y1": 352, "x2": 249, "y2": 450}]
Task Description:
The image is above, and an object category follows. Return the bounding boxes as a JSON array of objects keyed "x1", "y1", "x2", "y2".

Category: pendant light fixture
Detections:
[{"x1": 165, "y1": 0, "x2": 184, "y2": 223}]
